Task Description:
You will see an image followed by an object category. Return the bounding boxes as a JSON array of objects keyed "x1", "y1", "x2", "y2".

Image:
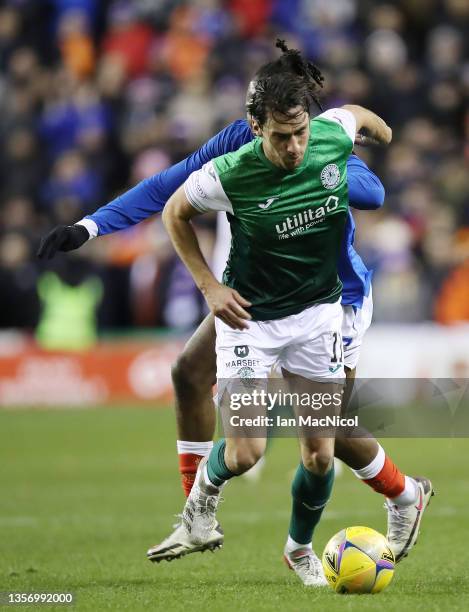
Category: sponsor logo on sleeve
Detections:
[{"x1": 195, "y1": 175, "x2": 207, "y2": 199}]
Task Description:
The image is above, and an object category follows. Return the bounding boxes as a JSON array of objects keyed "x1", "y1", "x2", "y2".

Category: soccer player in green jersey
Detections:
[{"x1": 162, "y1": 67, "x2": 392, "y2": 585}]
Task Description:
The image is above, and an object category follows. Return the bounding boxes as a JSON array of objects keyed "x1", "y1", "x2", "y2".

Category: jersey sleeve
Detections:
[
  {"x1": 347, "y1": 154, "x2": 385, "y2": 210},
  {"x1": 317, "y1": 108, "x2": 356, "y2": 143},
  {"x1": 76, "y1": 217, "x2": 99, "y2": 238},
  {"x1": 84, "y1": 120, "x2": 252, "y2": 236},
  {"x1": 184, "y1": 160, "x2": 234, "y2": 214}
]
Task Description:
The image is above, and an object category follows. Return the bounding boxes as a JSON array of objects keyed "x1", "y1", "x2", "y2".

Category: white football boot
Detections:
[
  {"x1": 147, "y1": 517, "x2": 223, "y2": 563},
  {"x1": 182, "y1": 456, "x2": 223, "y2": 545},
  {"x1": 284, "y1": 547, "x2": 328, "y2": 587},
  {"x1": 385, "y1": 476, "x2": 434, "y2": 562}
]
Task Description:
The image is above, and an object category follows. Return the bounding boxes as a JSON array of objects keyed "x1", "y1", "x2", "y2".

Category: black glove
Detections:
[{"x1": 37, "y1": 224, "x2": 90, "y2": 259}]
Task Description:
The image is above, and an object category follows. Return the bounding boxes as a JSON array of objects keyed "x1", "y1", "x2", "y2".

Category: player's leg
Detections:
[
  {"x1": 147, "y1": 312, "x2": 274, "y2": 563},
  {"x1": 171, "y1": 313, "x2": 217, "y2": 496},
  {"x1": 182, "y1": 435, "x2": 267, "y2": 544},
  {"x1": 180, "y1": 316, "x2": 276, "y2": 545},
  {"x1": 285, "y1": 417, "x2": 336, "y2": 587},
  {"x1": 336, "y1": 292, "x2": 399, "y2": 470},
  {"x1": 336, "y1": 291, "x2": 434, "y2": 561},
  {"x1": 280, "y1": 300, "x2": 344, "y2": 587},
  {"x1": 173, "y1": 212, "x2": 231, "y2": 496},
  {"x1": 336, "y1": 410, "x2": 433, "y2": 561},
  {"x1": 147, "y1": 314, "x2": 222, "y2": 563}
]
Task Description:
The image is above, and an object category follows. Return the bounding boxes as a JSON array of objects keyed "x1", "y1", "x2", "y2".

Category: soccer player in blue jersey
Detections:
[{"x1": 38, "y1": 41, "x2": 432, "y2": 574}]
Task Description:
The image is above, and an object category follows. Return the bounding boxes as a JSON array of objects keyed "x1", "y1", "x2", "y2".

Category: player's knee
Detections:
[
  {"x1": 171, "y1": 352, "x2": 208, "y2": 394},
  {"x1": 226, "y1": 445, "x2": 263, "y2": 474},
  {"x1": 303, "y1": 450, "x2": 334, "y2": 475}
]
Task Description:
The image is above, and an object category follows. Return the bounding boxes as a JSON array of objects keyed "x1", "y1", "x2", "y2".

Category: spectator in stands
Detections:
[{"x1": 0, "y1": 0, "x2": 467, "y2": 331}]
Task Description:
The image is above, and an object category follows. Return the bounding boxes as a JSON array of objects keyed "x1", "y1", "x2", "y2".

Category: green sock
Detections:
[
  {"x1": 206, "y1": 439, "x2": 236, "y2": 487},
  {"x1": 288, "y1": 462, "x2": 335, "y2": 545}
]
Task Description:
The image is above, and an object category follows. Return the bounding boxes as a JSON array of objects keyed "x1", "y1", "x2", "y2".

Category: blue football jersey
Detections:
[{"x1": 87, "y1": 120, "x2": 384, "y2": 308}]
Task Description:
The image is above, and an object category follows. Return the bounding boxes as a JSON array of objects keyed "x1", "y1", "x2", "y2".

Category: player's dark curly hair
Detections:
[{"x1": 246, "y1": 39, "x2": 325, "y2": 126}]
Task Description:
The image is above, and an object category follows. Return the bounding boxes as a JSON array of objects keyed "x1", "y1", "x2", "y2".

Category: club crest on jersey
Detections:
[
  {"x1": 237, "y1": 366, "x2": 255, "y2": 379},
  {"x1": 320, "y1": 164, "x2": 340, "y2": 189}
]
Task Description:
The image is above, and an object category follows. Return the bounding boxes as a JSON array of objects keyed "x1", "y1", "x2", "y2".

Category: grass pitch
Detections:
[{"x1": 1, "y1": 408, "x2": 468, "y2": 611}]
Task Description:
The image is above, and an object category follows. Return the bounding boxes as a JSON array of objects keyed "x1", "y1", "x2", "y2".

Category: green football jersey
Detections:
[{"x1": 184, "y1": 109, "x2": 355, "y2": 320}]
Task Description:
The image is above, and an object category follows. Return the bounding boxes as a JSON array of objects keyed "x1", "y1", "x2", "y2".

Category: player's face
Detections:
[{"x1": 253, "y1": 108, "x2": 310, "y2": 171}]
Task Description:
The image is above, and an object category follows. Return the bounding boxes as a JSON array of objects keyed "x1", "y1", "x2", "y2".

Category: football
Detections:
[{"x1": 322, "y1": 526, "x2": 395, "y2": 594}]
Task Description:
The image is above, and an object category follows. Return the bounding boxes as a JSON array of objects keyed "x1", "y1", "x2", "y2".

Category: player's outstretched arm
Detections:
[
  {"x1": 162, "y1": 185, "x2": 251, "y2": 331},
  {"x1": 342, "y1": 105, "x2": 392, "y2": 146},
  {"x1": 37, "y1": 121, "x2": 252, "y2": 260}
]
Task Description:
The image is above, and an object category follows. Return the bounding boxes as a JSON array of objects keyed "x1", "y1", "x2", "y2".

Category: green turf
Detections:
[{"x1": 1, "y1": 408, "x2": 468, "y2": 611}]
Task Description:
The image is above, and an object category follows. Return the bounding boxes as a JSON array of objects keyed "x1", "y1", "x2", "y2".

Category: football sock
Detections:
[
  {"x1": 288, "y1": 462, "x2": 335, "y2": 546},
  {"x1": 177, "y1": 440, "x2": 213, "y2": 497},
  {"x1": 285, "y1": 535, "x2": 312, "y2": 554},
  {"x1": 352, "y1": 444, "x2": 408, "y2": 500},
  {"x1": 390, "y1": 476, "x2": 419, "y2": 506},
  {"x1": 351, "y1": 444, "x2": 386, "y2": 480},
  {"x1": 206, "y1": 439, "x2": 236, "y2": 487}
]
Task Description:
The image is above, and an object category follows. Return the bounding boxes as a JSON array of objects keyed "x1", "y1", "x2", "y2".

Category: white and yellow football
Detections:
[{"x1": 322, "y1": 526, "x2": 395, "y2": 594}]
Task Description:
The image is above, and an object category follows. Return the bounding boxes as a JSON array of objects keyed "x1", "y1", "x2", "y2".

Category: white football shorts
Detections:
[
  {"x1": 341, "y1": 288, "x2": 373, "y2": 370},
  {"x1": 216, "y1": 299, "x2": 345, "y2": 382},
  {"x1": 212, "y1": 212, "x2": 231, "y2": 282}
]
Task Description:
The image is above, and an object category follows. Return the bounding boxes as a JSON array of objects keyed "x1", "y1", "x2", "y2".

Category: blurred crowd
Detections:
[{"x1": 0, "y1": 0, "x2": 468, "y2": 339}]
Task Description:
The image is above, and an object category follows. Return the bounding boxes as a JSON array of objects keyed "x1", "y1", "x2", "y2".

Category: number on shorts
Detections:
[{"x1": 331, "y1": 332, "x2": 343, "y2": 363}]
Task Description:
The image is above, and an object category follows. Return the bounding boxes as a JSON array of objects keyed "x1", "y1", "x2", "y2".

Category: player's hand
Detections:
[
  {"x1": 354, "y1": 132, "x2": 383, "y2": 147},
  {"x1": 37, "y1": 225, "x2": 90, "y2": 259},
  {"x1": 203, "y1": 282, "x2": 252, "y2": 330},
  {"x1": 355, "y1": 133, "x2": 381, "y2": 147}
]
